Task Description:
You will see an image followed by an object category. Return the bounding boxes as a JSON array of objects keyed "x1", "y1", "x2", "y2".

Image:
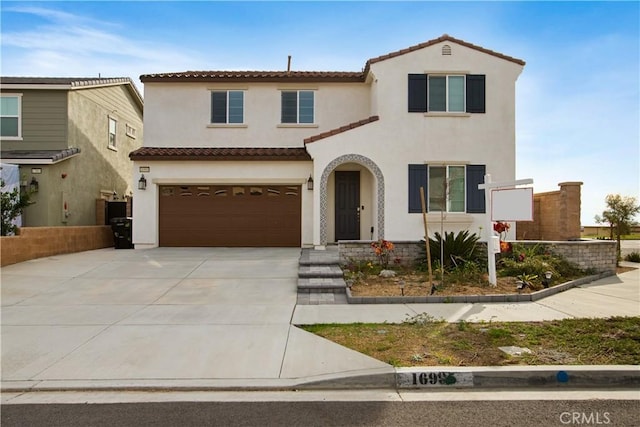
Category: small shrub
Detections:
[
  {"x1": 624, "y1": 251, "x2": 640, "y2": 263},
  {"x1": 371, "y1": 239, "x2": 395, "y2": 269},
  {"x1": 445, "y1": 261, "x2": 487, "y2": 285},
  {"x1": 457, "y1": 320, "x2": 469, "y2": 331},
  {"x1": 411, "y1": 354, "x2": 424, "y2": 362},
  {"x1": 404, "y1": 312, "x2": 443, "y2": 325},
  {"x1": 497, "y1": 245, "x2": 582, "y2": 284}
]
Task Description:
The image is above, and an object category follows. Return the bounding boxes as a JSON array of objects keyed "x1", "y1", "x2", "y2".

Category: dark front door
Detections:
[{"x1": 335, "y1": 171, "x2": 360, "y2": 241}]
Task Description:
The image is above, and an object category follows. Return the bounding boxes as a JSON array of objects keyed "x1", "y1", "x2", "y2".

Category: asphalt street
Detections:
[{"x1": 2, "y1": 396, "x2": 638, "y2": 427}]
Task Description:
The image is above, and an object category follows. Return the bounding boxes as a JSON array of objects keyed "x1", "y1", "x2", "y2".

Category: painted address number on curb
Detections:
[{"x1": 397, "y1": 371, "x2": 473, "y2": 388}]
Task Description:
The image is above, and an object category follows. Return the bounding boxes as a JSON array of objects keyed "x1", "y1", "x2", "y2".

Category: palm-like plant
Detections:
[{"x1": 417, "y1": 230, "x2": 481, "y2": 272}]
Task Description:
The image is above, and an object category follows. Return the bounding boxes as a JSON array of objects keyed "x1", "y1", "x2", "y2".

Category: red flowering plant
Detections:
[
  {"x1": 370, "y1": 239, "x2": 395, "y2": 269},
  {"x1": 493, "y1": 221, "x2": 512, "y2": 253}
]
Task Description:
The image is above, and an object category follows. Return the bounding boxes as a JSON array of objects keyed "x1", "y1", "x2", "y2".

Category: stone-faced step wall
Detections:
[{"x1": 339, "y1": 239, "x2": 616, "y2": 274}]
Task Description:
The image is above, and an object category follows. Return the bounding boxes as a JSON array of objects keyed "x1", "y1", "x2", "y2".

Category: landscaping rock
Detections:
[{"x1": 379, "y1": 269, "x2": 397, "y2": 278}]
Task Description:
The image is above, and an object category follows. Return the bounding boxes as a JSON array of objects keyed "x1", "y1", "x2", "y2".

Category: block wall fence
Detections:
[
  {"x1": 1, "y1": 226, "x2": 113, "y2": 267},
  {"x1": 339, "y1": 239, "x2": 616, "y2": 274},
  {"x1": 516, "y1": 182, "x2": 582, "y2": 241}
]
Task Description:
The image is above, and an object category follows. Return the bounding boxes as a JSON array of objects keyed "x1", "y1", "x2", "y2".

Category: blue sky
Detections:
[{"x1": 1, "y1": 1, "x2": 638, "y2": 225}]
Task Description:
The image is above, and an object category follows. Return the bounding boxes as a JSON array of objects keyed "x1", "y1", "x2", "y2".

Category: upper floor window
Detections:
[
  {"x1": 108, "y1": 117, "x2": 117, "y2": 149},
  {"x1": 408, "y1": 164, "x2": 486, "y2": 214},
  {"x1": 211, "y1": 90, "x2": 244, "y2": 124},
  {"x1": 429, "y1": 75, "x2": 465, "y2": 112},
  {"x1": 408, "y1": 74, "x2": 485, "y2": 114},
  {"x1": 281, "y1": 90, "x2": 314, "y2": 124},
  {"x1": 1, "y1": 94, "x2": 22, "y2": 139},
  {"x1": 125, "y1": 123, "x2": 137, "y2": 138}
]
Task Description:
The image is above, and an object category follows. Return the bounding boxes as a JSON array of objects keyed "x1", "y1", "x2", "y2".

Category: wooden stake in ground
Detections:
[{"x1": 420, "y1": 187, "x2": 434, "y2": 291}]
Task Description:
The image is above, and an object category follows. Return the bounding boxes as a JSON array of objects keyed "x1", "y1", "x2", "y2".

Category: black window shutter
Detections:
[
  {"x1": 408, "y1": 74, "x2": 427, "y2": 112},
  {"x1": 466, "y1": 75, "x2": 485, "y2": 113},
  {"x1": 211, "y1": 92, "x2": 227, "y2": 123},
  {"x1": 408, "y1": 164, "x2": 428, "y2": 213},
  {"x1": 466, "y1": 164, "x2": 486, "y2": 213}
]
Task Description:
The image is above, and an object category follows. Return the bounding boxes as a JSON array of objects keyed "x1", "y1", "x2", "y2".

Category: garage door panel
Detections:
[{"x1": 159, "y1": 185, "x2": 301, "y2": 247}]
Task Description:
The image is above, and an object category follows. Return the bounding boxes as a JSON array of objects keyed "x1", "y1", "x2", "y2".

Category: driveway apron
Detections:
[{"x1": 1, "y1": 247, "x2": 389, "y2": 388}]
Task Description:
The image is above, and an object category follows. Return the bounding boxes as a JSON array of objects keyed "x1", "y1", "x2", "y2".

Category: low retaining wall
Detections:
[
  {"x1": 339, "y1": 241, "x2": 422, "y2": 267},
  {"x1": 1, "y1": 226, "x2": 114, "y2": 267},
  {"x1": 339, "y1": 239, "x2": 617, "y2": 274},
  {"x1": 518, "y1": 240, "x2": 617, "y2": 274}
]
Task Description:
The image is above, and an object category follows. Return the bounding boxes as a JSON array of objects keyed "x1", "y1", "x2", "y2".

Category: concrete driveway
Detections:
[{"x1": 1, "y1": 248, "x2": 391, "y2": 390}]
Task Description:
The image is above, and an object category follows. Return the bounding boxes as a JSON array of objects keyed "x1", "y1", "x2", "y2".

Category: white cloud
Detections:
[{"x1": 1, "y1": 6, "x2": 206, "y2": 87}]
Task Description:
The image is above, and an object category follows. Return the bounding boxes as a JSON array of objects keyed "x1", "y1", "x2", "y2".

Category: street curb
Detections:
[
  {"x1": 345, "y1": 272, "x2": 615, "y2": 304},
  {"x1": 2, "y1": 366, "x2": 638, "y2": 393}
]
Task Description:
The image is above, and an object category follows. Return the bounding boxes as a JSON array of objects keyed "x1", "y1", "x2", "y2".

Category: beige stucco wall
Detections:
[
  {"x1": 138, "y1": 38, "x2": 522, "y2": 247},
  {"x1": 307, "y1": 40, "x2": 523, "y2": 245},
  {"x1": 131, "y1": 160, "x2": 313, "y2": 248},
  {"x1": 143, "y1": 82, "x2": 370, "y2": 148}
]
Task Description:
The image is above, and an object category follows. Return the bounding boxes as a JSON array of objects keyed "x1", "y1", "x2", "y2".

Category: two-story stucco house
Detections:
[
  {"x1": 0, "y1": 77, "x2": 144, "y2": 227},
  {"x1": 130, "y1": 34, "x2": 524, "y2": 248}
]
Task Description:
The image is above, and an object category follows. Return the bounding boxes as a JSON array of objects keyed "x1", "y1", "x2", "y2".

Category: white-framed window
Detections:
[
  {"x1": 281, "y1": 90, "x2": 314, "y2": 124},
  {"x1": 428, "y1": 75, "x2": 465, "y2": 113},
  {"x1": 0, "y1": 94, "x2": 22, "y2": 139},
  {"x1": 211, "y1": 90, "x2": 244, "y2": 124},
  {"x1": 108, "y1": 117, "x2": 117, "y2": 149},
  {"x1": 428, "y1": 165, "x2": 466, "y2": 212},
  {"x1": 125, "y1": 124, "x2": 136, "y2": 138}
]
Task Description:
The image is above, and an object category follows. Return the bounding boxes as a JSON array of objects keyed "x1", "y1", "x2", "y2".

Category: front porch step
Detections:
[
  {"x1": 297, "y1": 277, "x2": 347, "y2": 294},
  {"x1": 298, "y1": 247, "x2": 340, "y2": 266},
  {"x1": 297, "y1": 248, "x2": 347, "y2": 304},
  {"x1": 298, "y1": 265, "x2": 344, "y2": 278}
]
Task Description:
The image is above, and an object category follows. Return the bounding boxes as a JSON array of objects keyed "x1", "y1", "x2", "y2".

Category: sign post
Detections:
[{"x1": 478, "y1": 175, "x2": 533, "y2": 286}]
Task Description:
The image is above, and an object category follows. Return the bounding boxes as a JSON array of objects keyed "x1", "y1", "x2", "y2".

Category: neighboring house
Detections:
[
  {"x1": 0, "y1": 77, "x2": 144, "y2": 227},
  {"x1": 130, "y1": 34, "x2": 524, "y2": 248}
]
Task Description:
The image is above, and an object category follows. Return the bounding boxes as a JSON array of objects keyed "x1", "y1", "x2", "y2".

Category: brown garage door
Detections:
[{"x1": 159, "y1": 185, "x2": 301, "y2": 247}]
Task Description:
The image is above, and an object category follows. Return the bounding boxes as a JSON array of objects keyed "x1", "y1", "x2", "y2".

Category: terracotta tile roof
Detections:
[
  {"x1": 140, "y1": 35, "x2": 524, "y2": 84},
  {"x1": 364, "y1": 34, "x2": 526, "y2": 72},
  {"x1": 141, "y1": 71, "x2": 365, "y2": 83},
  {"x1": 304, "y1": 116, "x2": 379, "y2": 144},
  {"x1": 129, "y1": 147, "x2": 312, "y2": 161}
]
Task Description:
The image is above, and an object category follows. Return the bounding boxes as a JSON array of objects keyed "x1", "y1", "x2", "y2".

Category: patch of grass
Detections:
[{"x1": 300, "y1": 316, "x2": 640, "y2": 367}]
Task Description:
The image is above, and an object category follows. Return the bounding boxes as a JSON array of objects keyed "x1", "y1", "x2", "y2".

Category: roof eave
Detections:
[
  {"x1": 140, "y1": 75, "x2": 364, "y2": 84},
  {"x1": 365, "y1": 34, "x2": 526, "y2": 69}
]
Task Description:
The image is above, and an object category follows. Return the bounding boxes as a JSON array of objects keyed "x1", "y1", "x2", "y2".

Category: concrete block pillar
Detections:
[{"x1": 559, "y1": 182, "x2": 583, "y2": 240}]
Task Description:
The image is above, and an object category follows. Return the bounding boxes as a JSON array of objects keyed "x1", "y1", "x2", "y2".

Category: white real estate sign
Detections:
[{"x1": 491, "y1": 187, "x2": 534, "y2": 221}]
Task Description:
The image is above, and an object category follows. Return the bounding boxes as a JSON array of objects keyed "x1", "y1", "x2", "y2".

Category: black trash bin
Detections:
[{"x1": 110, "y1": 217, "x2": 133, "y2": 249}]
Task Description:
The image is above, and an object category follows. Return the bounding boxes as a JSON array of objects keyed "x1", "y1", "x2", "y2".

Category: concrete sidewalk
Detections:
[{"x1": 1, "y1": 248, "x2": 639, "y2": 395}]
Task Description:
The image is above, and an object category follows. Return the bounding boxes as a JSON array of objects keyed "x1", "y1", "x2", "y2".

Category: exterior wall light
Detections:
[
  {"x1": 138, "y1": 174, "x2": 147, "y2": 190},
  {"x1": 307, "y1": 175, "x2": 314, "y2": 190},
  {"x1": 29, "y1": 177, "x2": 39, "y2": 193}
]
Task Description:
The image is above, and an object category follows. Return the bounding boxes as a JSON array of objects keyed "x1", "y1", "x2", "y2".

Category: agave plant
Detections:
[{"x1": 416, "y1": 230, "x2": 482, "y2": 272}]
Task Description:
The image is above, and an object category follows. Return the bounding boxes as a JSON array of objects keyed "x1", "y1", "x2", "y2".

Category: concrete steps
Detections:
[{"x1": 297, "y1": 248, "x2": 347, "y2": 304}]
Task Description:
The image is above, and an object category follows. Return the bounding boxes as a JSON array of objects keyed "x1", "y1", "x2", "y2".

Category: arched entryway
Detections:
[{"x1": 319, "y1": 154, "x2": 384, "y2": 245}]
